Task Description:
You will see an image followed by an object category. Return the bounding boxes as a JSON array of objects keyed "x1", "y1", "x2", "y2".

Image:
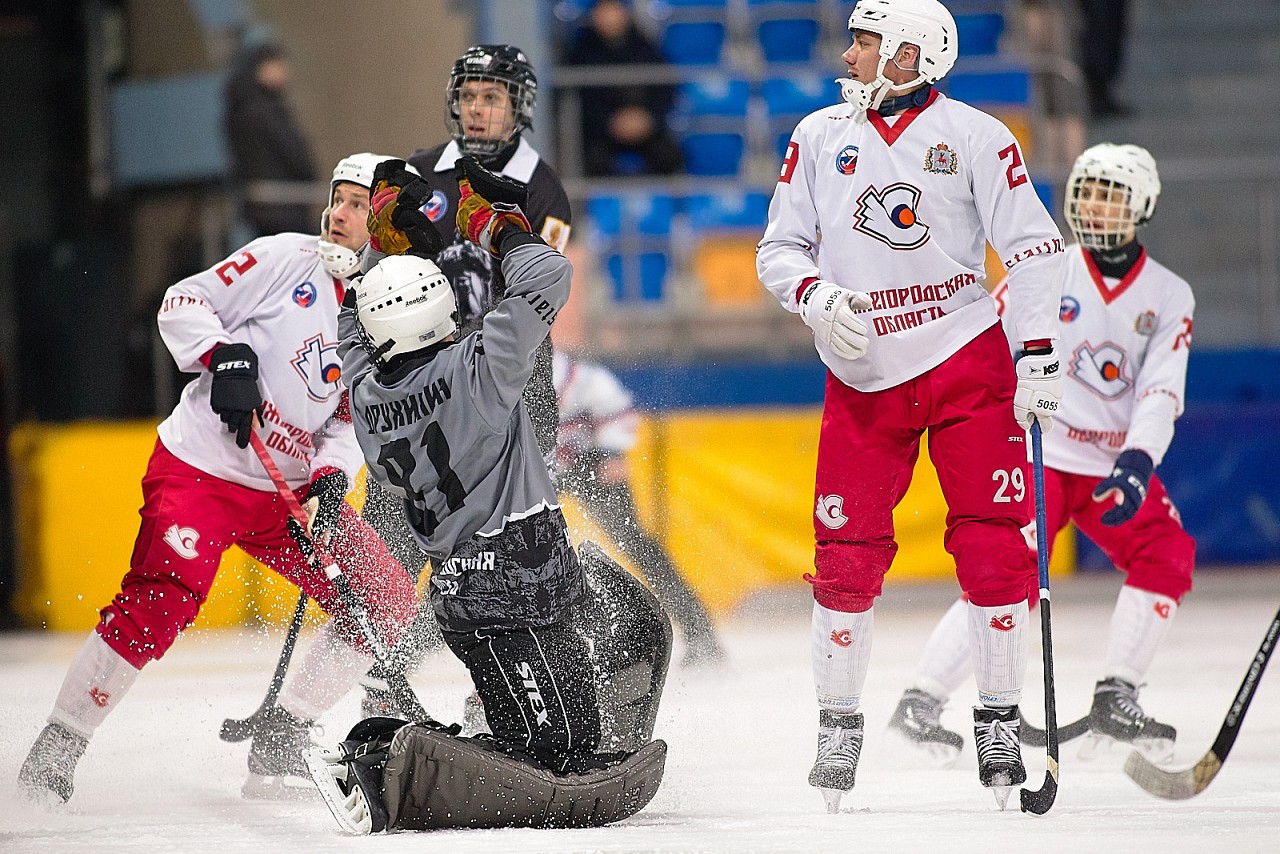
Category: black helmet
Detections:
[{"x1": 445, "y1": 44, "x2": 538, "y2": 158}]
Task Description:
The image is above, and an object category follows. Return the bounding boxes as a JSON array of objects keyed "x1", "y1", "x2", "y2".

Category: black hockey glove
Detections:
[
  {"x1": 367, "y1": 159, "x2": 445, "y2": 258},
  {"x1": 1092, "y1": 449, "x2": 1154, "y2": 527},
  {"x1": 455, "y1": 155, "x2": 534, "y2": 259},
  {"x1": 208, "y1": 343, "x2": 262, "y2": 449},
  {"x1": 286, "y1": 469, "x2": 349, "y2": 559}
]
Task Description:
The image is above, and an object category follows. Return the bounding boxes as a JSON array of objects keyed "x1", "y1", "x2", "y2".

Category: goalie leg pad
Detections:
[
  {"x1": 382, "y1": 725, "x2": 667, "y2": 830},
  {"x1": 575, "y1": 541, "x2": 673, "y2": 753}
]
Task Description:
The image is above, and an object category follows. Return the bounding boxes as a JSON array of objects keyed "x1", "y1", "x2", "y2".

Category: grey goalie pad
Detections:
[
  {"x1": 575, "y1": 541, "x2": 674, "y2": 754},
  {"x1": 382, "y1": 725, "x2": 667, "y2": 830}
]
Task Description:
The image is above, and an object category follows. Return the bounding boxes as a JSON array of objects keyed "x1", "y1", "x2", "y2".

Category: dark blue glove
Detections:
[{"x1": 1092, "y1": 449, "x2": 1154, "y2": 527}]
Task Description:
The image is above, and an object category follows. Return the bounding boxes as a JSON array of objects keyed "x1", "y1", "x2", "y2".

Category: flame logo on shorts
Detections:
[{"x1": 162, "y1": 524, "x2": 200, "y2": 560}]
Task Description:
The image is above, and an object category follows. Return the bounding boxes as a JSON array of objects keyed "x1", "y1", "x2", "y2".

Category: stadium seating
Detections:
[
  {"x1": 953, "y1": 12, "x2": 1005, "y2": 57},
  {"x1": 757, "y1": 18, "x2": 821, "y2": 64},
  {"x1": 661, "y1": 20, "x2": 727, "y2": 65},
  {"x1": 586, "y1": 192, "x2": 679, "y2": 303}
]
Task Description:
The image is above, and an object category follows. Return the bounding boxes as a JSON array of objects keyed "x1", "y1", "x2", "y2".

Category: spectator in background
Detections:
[
  {"x1": 1019, "y1": 0, "x2": 1086, "y2": 171},
  {"x1": 1077, "y1": 0, "x2": 1132, "y2": 118},
  {"x1": 561, "y1": 0, "x2": 684, "y2": 176},
  {"x1": 223, "y1": 39, "x2": 317, "y2": 236}
]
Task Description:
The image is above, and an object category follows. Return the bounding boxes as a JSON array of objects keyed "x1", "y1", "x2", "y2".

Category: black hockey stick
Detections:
[
  {"x1": 219, "y1": 589, "x2": 309, "y2": 742},
  {"x1": 248, "y1": 432, "x2": 443, "y2": 729},
  {"x1": 1019, "y1": 711, "x2": 1090, "y2": 747},
  {"x1": 1123, "y1": 604, "x2": 1279, "y2": 800},
  {"x1": 1020, "y1": 419, "x2": 1059, "y2": 815}
]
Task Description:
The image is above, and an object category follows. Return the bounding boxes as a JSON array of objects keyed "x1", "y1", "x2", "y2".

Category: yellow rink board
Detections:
[{"x1": 11, "y1": 413, "x2": 1072, "y2": 630}]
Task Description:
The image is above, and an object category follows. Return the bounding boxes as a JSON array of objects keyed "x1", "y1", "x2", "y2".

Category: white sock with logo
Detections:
[
  {"x1": 278, "y1": 620, "x2": 375, "y2": 722},
  {"x1": 968, "y1": 600, "x2": 1028, "y2": 708},
  {"x1": 49, "y1": 632, "x2": 141, "y2": 739},
  {"x1": 812, "y1": 602, "x2": 874, "y2": 713},
  {"x1": 913, "y1": 597, "x2": 973, "y2": 701},
  {"x1": 1103, "y1": 585, "x2": 1178, "y2": 685}
]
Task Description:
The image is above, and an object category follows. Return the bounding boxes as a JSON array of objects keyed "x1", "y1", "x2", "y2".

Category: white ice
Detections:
[{"x1": 2, "y1": 570, "x2": 1277, "y2": 853}]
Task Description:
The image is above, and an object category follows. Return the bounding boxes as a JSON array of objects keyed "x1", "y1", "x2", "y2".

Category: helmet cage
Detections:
[
  {"x1": 1064, "y1": 144, "x2": 1160, "y2": 250},
  {"x1": 445, "y1": 45, "x2": 537, "y2": 158}
]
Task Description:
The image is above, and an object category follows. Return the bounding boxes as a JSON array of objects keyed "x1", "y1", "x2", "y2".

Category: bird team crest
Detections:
[{"x1": 923, "y1": 142, "x2": 959, "y2": 175}]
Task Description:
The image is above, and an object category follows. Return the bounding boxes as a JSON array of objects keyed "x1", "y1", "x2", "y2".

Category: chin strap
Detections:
[{"x1": 874, "y1": 85, "x2": 933, "y2": 116}]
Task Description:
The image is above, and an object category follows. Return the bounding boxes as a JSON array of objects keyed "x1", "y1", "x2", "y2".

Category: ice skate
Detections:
[
  {"x1": 680, "y1": 632, "x2": 726, "y2": 669},
  {"x1": 305, "y1": 745, "x2": 388, "y2": 835},
  {"x1": 17, "y1": 722, "x2": 88, "y2": 805},
  {"x1": 242, "y1": 704, "x2": 318, "y2": 800},
  {"x1": 888, "y1": 689, "x2": 964, "y2": 766},
  {"x1": 808, "y1": 710, "x2": 864, "y2": 813},
  {"x1": 1080, "y1": 677, "x2": 1176, "y2": 763},
  {"x1": 973, "y1": 706, "x2": 1026, "y2": 810}
]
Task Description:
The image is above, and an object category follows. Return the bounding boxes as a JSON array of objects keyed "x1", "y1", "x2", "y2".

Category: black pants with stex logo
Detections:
[{"x1": 443, "y1": 622, "x2": 601, "y2": 772}]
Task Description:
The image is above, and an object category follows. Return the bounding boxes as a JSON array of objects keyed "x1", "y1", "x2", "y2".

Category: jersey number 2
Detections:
[
  {"x1": 998, "y1": 144, "x2": 1028, "y2": 190},
  {"x1": 215, "y1": 251, "x2": 257, "y2": 285}
]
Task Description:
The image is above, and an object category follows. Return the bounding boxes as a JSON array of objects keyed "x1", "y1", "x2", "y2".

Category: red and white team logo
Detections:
[
  {"x1": 1154, "y1": 602, "x2": 1171, "y2": 619},
  {"x1": 162, "y1": 524, "x2": 200, "y2": 560},
  {"x1": 816, "y1": 494, "x2": 848, "y2": 529},
  {"x1": 853, "y1": 183, "x2": 931, "y2": 250},
  {"x1": 89, "y1": 687, "x2": 110, "y2": 708},
  {"x1": 1070, "y1": 341, "x2": 1132, "y2": 399},
  {"x1": 989, "y1": 613, "x2": 1016, "y2": 632},
  {"x1": 422, "y1": 190, "x2": 449, "y2": 223},
  {"x1": 292, "y1": 334, "x2": 343, "y2": 403},
  {"x1": 830, "y1": 629, "x2": 853, "y2": 647}
]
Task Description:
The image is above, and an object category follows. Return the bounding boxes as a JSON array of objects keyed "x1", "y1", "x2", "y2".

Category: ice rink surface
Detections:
[{"x1": 2, "y1": 569, "x2": 1277, "y2": 853}]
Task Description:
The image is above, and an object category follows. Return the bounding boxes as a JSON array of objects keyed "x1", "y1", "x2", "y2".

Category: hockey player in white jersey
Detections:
[
  {"x1": 17, "y1": 153, "x2": 420, "y2": 804},
  {"x1": 554, "y1": 351, "x2": 724, "y2": 665},
  {"x1": 757, "y1": 0, "x2": 1066, "y2": 811},
  {"x1": 889, "y1": 143, "x2": 1195, "y2": 764}
]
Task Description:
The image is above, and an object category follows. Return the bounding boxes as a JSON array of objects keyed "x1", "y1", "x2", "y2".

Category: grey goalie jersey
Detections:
[{"x1": 338, "y1": 242, "x2": 583, "y2": 632}]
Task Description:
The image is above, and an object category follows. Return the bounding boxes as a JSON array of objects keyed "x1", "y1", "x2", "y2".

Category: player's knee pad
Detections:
[{"x1": 574, "y1": 541, "x2": 673, "y2": 754}]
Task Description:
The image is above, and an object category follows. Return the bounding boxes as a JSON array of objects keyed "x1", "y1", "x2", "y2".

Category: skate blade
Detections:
[
  {"x1": 1132, "y1": 737, "x2": 1175, "y2": 765},
  {"x1": 887, "y1": 729, "x2": 962, "y2": 769},
  {"x1": 241, "y1": 773, "x2": 318, "y2": 801},
  {"x1": 820, "y1": 788, "x2": 845, "y2": 814},
  {"x1": 304, "y1": 749, "x2": 374, "y2": 835},
  {"x1": 1077, "y1": 732, "x2": 1115, "y2": 761},
  {"x1": 17, "y1": 781, "x2": 71, "y2": 809},
  {"x1": 983, "y1": 771, "x2": 1015, "y2": 810}
]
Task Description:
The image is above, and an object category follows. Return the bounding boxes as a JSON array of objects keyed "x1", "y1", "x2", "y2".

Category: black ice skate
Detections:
[
  {"x1": 1081, "y1": 677, "x2": 1177, "y2": 763},
  {"x1": 243, "y1": 704, "x2": 317, "y2": 800},
  {"x1": 17, "y1": 722, "x2": 88, "y2": 805},
  {"x1": 888, "y1": 689, "x2": 964, "y2": 766},
  {"x1": 808, "y1": 710, "x2": 864, "y2": 814},
  {"x1": 973, "y1": 706, "x2": 1026, "y2": 810}
]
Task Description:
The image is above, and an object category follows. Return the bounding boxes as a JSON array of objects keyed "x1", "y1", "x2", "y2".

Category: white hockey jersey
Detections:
[
  {"x1": 552, "y1": 351, "x2": 640, "y2": 457},
  {"x1": 993, "y1": 247, "x2": 1195, "y2": 476},
  {"x1": 156, "y1": 232, "x2": 364, "y2": 492},
  {"x1": 758, "y1": 89, "x2": 1064, "y2": 391}
]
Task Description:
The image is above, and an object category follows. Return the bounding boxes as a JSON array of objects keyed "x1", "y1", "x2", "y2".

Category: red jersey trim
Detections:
[
  {"x1": 1082, "y1": 246, "x2": 1147, "y2": 305},
  {"x1": 867, "y1": 88, "x2": 939, "y2": 147}
]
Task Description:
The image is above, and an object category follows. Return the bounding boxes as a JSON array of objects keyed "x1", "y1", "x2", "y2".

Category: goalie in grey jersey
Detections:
[{"x1": 306, "y1": 156, "x2": 667, "y2": 834}]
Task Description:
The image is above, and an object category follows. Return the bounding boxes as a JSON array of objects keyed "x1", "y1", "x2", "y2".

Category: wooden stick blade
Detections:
[{"x1": 1123, "y1": 750, "x2": 1223, "y2": 800}]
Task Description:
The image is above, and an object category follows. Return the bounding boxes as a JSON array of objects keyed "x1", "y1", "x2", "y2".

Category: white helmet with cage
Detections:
[
  {"x1": 838, "y1": 0, "x2": 957, "y2": 113},
  {"x1": 354, "y1": 254, "x2": 458, "y2": 370},
  {"x1": 318, "y1": 153, "x2": 420, "y2": 278},
  {"x1": 1065, "y1": 143, "x2": 1161, "y2": 250}
]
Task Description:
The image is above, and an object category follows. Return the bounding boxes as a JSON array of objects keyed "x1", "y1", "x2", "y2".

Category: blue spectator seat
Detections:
[
  {"x1": 663, "y1": 0, "x2": 729, "y2": 6},
  {"x1": 685, "y1": 191, "x2": 771, "y2": 231},
  {"x1": 587, "y1": 192, "x2": 678, "y2": 304},
  {"x1": 676, "y1": 78, "x2": 752, "y2": 117},
  {"x1": 681, "y1": 132, "x2": 746, "y2": 176},
  {"x1": 757, "y1": 18, "x2": 821, "y2": 63},
  {"x1": 661, "y1": 21, "x2": 727, "y2": 65},
  {"x1": 944, "y1": 69, "x2": 1031, "y2": 105},
  {"x1": 954, "y1": 12, "x2": 1005, "y2": 57},
  {"x1": 761, "y1": 74, "x2": 838, "y2": 116}
]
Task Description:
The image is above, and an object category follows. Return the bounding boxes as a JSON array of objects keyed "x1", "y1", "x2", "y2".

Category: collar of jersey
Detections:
[
  {"x1": 1081, "y1": 244, "x2": 1148, "y2": 305},
  {"x1": 866, "y1": 88, "x2": 939, "y2": 146},
  {"x1": 434, "y1": 137, "x2": 540, "y2": 183}
]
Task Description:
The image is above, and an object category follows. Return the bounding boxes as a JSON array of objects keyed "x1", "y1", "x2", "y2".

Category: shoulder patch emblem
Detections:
[
  {"x1": 835, "y1": 145, "x2": 859, "y2": 176},
  {"x1": 422, "y1": 190, "x2": 449, "y2": 223},
  {"x1": 923, "y1": 142, "x2": 959, "y2": 175},
  {"x1": 1134, "y1": 310, "x2": 1157, "y2": 336}
]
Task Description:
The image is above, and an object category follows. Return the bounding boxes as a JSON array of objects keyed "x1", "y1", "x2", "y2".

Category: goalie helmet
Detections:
[
  {"x1": 839, "y1": 0, "x2": 957, "y2": 112},
  {"x1": 1065, "y1": 143, "x2": 1161, "y2": 250},
  {"x1": 445, "y1": 44, "x2": 537, "y2": 158},
  {"x1": 318, "y1": 153, "x2": 419, "y2": 278},
  {"x1": 355, "y1": 254, "x2": 457, "y2": 370}
]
